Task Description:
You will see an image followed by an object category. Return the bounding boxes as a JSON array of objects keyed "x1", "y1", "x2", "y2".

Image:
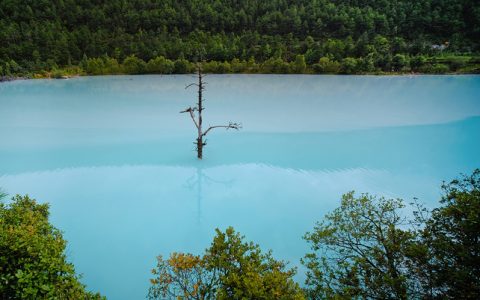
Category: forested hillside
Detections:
[{"x1": 1, "y1": 0, "x2": 479, "y2": 76}]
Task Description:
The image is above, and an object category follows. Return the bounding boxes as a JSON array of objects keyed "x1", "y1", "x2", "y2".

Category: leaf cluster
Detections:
[
  {"x1": 303, "y1": 169, "x2": 480, "y2": 299},
  {"x1": 148, "y1": 227, "x2": 304, "y2": 300},
  {"x1": 303, "y1": 192, "x2": 414, "y2": 299},
  {"x1": 0, "y1": 195, "x2": 103, "y2": 299},
  {"x1": 420, "y1": 169, "x2": 480, "y2": 298}
]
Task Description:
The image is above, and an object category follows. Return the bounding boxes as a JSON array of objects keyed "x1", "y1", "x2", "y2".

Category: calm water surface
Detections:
[{"x1": 1, "y1": 75, "x2": 479, "y2": 299}]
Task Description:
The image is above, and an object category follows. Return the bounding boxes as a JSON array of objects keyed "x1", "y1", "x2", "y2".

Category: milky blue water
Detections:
[{"x1": 0, "y1": 75, "x2": 479, "y2": 299}]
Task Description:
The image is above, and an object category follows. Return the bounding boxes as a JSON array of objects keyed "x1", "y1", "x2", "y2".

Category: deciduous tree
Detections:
[
  {"x1": 420, "y1": 169, "x2": 480, "y2": 299},
  {"x1": 302, "y1": 192, "x2": 416, "y2": 299},
  {"x1": 0, "y1": 195, "x2": 103, "y2": 299},
  {"x1": 148, "y1": 227, "x2": 305, "y2": 299}
]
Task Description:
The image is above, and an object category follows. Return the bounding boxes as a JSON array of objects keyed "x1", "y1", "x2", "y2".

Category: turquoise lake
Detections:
[{"x1": 0, "y1": 75, "x2": 479, "y2": 299}]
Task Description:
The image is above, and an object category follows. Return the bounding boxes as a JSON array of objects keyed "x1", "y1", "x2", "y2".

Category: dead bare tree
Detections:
[{"x1": 181, "y1": 64, "x2": 241, "y2": 159}]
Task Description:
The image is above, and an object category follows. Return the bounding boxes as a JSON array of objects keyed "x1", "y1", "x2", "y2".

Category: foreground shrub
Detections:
[
  {"x1": 0, "y1": 195, "x2": 102, "y2": 299},
  {"x1": 303, "y1": 192, "x2": 416, "y2": 299},
  {"x1": 148, "y1": 227, "x2": 304, "y2": 299},
  {"x1": 421, "y1": 169, "x2": 480, "y2": 298},
  {"x1": 303, "y1": 169, "x2": 480, "y2": 299}
]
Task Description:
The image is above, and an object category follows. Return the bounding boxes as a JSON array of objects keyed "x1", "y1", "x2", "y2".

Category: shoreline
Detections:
[
  {"x1": 3, "y1": 54, "x2": 479, "y2": 82},
  {"x1": 0, "y1": 75, "x2": 28, "y2": 82},
  {"x1": 0, "y1": 72, "x2": 480, "y2": 84},
  {"x1": 2, "y1": 71, "x2": 479, "y2": 82}
]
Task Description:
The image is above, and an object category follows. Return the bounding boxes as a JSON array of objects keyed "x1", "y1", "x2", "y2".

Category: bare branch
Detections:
[
  {"x1": 180, "y1": 107, "x2": 199, "y2": 129},
  {"x1": 202, "y1": 122, "x2": 241, "y2": 137},
  {"x1": 185, "y1": 83, "x2": 199, "y2": 89},
  {"x1": 180, "y1": 106, "x2": 198, "y2": 113},
  {"x1": 180, "y1": 107, "x2": 192, "y2": 113}
]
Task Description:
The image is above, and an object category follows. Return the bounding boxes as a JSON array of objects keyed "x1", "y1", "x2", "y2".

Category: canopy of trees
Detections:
[
  {"x1": 148, "y1": 227, "x2": 304, "y2": 299},
  {"x1": 303, "y1": 169, "x2": 480, "y2": 299},
  {"x1": 1, "y1": 0, "x2": 479, "y2": 75},
  {"x1": 1, "y1": 170, "x2": 478, "y2": 298},
  {"x1": 0, "y1": 194, "x2": 103, "y2": 299},
  {"x1": 149, "y1": 168, "x2": 479, "y2": 299},
  {"x1": 421, "y1": 169, "x2": 480, "y2": 298}
]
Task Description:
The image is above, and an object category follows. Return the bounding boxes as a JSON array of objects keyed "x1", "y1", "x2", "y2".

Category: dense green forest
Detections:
[{"x1": 1, "y1": 0, "x2": 480, "y2": 76}]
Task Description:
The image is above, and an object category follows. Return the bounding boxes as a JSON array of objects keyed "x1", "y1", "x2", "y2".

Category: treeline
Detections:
[
  {"x1": 1, "y1": 0, "x2": 479, "y2": 75},
  {"x1": 4, "y1": 54, "x2": 479, "y2": 80},
  {"x1": 81, "y1": 53, "x2": 479, "y2": 75}
]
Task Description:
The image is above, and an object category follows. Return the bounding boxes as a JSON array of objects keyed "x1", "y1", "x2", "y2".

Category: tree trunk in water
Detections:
[
  {"x1": 197, "y1": 137, "x2": 203, "y2": 159},
  {"x1": 180, "y1": 64, "x2": 240, "y2": 159},
  {"x1": 197, "y1": 68, "x2": 203, "y2": 159}
]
